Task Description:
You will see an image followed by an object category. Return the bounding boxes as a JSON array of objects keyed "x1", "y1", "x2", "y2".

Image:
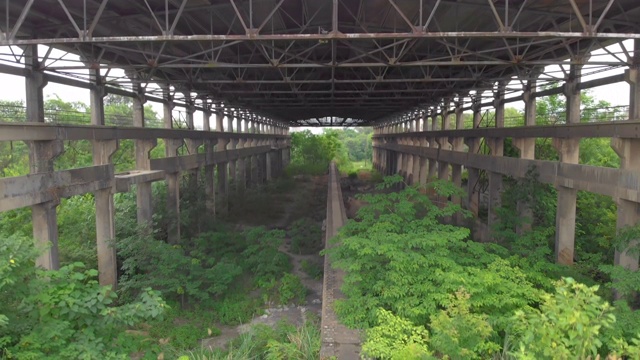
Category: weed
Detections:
[
  {"x1": 278, "y1": 273, "x2": 308, "y2": 305},
  {"x1": 301, "y1": 259, "x2": 324, "y2": 280},
  {"x1": 290, "y1": 218, "x2": 323, "y2": 255}
]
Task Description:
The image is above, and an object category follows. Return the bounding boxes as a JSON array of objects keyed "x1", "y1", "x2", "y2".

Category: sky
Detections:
[{"x1": 0, "y1": 40, "x2": 634, "y2": 131}]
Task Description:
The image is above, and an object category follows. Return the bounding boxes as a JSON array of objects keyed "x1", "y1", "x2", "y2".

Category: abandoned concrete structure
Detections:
[{"x1": 1, "y1": 0, "x2": 640, "y2": 358}]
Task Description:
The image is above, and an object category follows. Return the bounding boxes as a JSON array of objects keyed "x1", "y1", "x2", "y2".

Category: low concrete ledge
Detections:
[
  {"x1": 377, "y1": 143, "x2": 640, "y2": 202},
  {"x1": 114, "y1": 170, "x2": 166, "y2": 193},
  {"x1": 320, "y1": 162, "x2": 361, "y2": 360},
  {"x1": 373, "y1": 120, "x2": 640, "y2": 140}
]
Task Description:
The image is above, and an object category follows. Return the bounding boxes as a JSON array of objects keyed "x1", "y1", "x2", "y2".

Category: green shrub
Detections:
[
  {"x1": 510, "y1": 278, "x2": 616, "y2": 359},
  {"x1": 278, "y1": 273, "x2": 307, "y2": 305},
  {"x1": 118, "y1": 232, "x2": 242, "y2": 305},
  {"x1": 289, "y1": 218, "x2": 323, "y2": 255},
  {"x1": 0, "y1": 235, "x2": 163, "y2": 359},
  {"x1": 362, "y1": 308, "x2": 431, "y2": 360},
  {"x1": 300, "y1": 260, "x2": 323, "y2": 280},
  {"x1": 214, "y1": 295, "x2": 261, "y2": 326},
  {"x1": 241, "y1": 227, "x2": 292, "y2": 285}
]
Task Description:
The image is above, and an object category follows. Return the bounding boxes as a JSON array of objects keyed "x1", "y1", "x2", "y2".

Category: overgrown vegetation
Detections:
[
  {"x1": 326, "y1": 174, "x2": 640, "y2": 359},
  {"x1": 0, "y1": 96, "x2": 330, "y2": 359}
]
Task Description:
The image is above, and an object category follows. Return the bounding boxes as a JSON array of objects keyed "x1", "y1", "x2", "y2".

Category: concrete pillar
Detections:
[
  {"x1": 438, "y1": 102, "x2": 451, "y2": 183},
  {"x1": 452, "y1": 100, "x2": 465, "y2": 223},
  {"x1": 30, "y1": 141, "x2": 63, "y2": 270},
  {"x1": 611, "y1": 138, "x2": 640, "y2": 272},
  {"x1": 216, "y1": 105, "x2": 229, "y2": 214},
  {"x1": 553, "y1": 61, "x2": 585, "y2": 264},
  {"x1": 466, "y1": 94, "x2": 483, "y2": 216},
  {"x1": 514, "y1": 77, "x2": 538, "y2": 234},
  {"x1": 26, "y1": 45, "x2": 64, "y2": 270},
  {"x1": 403, "y1": 134, "x2": 412, "y2": 184},
  {"x1": 202, "y1": 99, "x2": 216, "y2": 216},
  {"x1": 236, "y1": 120, "x2": 247, "y2": 192},
  {"x1": 250, "y1": 121, "x2": 260, "y2": 186},
  {"x1": 89, "y1": 70, "x2": 119, "y2": 288},
  {"x1": 25, "y1": 45, "x2": 46, "y2": 123},
  {"x1": 611, "y1": 43, "x2": 640, "y2": 273},
  {"x1": 418, "y1": 116, "x2": 428, "y2": 187},
  {"x1": 131, "y1": 83, "x2": 156, "y2": 227},
  {"x1": 184, "y1": 95, "x2": 200, "y2": 192},
  {"x1": 411, "y1": 136, "x2": 420, "y2": 186},
  {"x1": 163, "y1": 87, "x2": 181, "y2": 244},
  {"x1": 488, "y1": 83, "x2": 505, "y2": 230},
  {"x1": 227, "y1": 111, "x2": 237, "y2": 190}
]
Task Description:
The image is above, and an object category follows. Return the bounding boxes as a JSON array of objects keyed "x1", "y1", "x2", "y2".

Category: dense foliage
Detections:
[{"x1": 326, "y1": 175, "x2": 640, "y2": 359}]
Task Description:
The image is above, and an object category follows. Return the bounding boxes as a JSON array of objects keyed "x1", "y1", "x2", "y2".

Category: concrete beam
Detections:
[
  {"x1": 376, "y1": 144, "x2": 640, "y2": 202},
  {"x1": 0, "y1": 123, "x2": 289, "y2": 142},
  {"x1": 0, "y1": 165, "x2": 113, "y2": 212}
]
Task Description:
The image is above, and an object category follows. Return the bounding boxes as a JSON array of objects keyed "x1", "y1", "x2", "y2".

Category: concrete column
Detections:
[
  {"x1": 419, "y1": 116, "x2": 428, "y2": 188},
  {"x1": 611, "y1": 45, "x2": 640, "y2": 273},
  {"x1": 184, "y1": 95, "x2": 201, "y2": 190},
  {"x1": 26, "y1": 45, "x2": 65, "y2": 270},
  {"x1": 163, "y1": 87, "x2": 181, "y2": 244},
  {"x1": 465, "y1": 95, "x2": 483, "y2": 216},
  {"x1": 612, "y1": 138, "x2": 640, "y2": 272},
  {"x1": 131, "y1": 83, "x2": 156, "y2": 227},
  {"x1": 403, "y1": 134, "x2": 412, "y2": 184},
  {"x1": 553, "y1": 61, "x2": 585, "y2": 264},
  {"x1": 202, "y1": 99, "x2": 216, "y2": 215},
  {"x1": 236, "y1": 120, "x2": 247, "y2": 192},
  {"x1": 411, "y1": 136, "x2": 420, "y2": 186},
  {"x1": 30, "y1": 141, "x2": 63, "y2": 270},
  {"x1": 514, "y1": 77, "x2": 538, "y2": 234},
  {"x1": 452, "y1": 100, "x2": 465, "y2": 223},
  {"x1": 250, "y1": 121, "x2": 260, "y2": 186},
  {"x1": 89, "y1": 70, "x2": 119, "y2": 288},
  {"x1": 438, "y1": 102, "x2": 451, "y2": 183},
  {"x1": 488, "y1": 83, "x2": 505, "y2": 229},
  {"x1": 216, "y1": 105, "x2": 229, "y2": 214},
  {"x1": 227, "y1": 111, "x2": 237, "y2": 190},
  {"x1": 25, "y1": 45, "x2": 46, "y2": 123},
  {"x1": 245, "y1": 120, "x2": 255, "y2": 187},
  {"x1": 431, "y1": 108, "x2": 438, "y2": 131},
  {"x1": 93, "y1": 140, "x2": 118, "y2": 287}
]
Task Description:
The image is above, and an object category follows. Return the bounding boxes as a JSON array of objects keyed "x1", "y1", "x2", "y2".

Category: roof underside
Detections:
[{"x1": 2, "y1": 0, "x2": 640, "y2": 126}]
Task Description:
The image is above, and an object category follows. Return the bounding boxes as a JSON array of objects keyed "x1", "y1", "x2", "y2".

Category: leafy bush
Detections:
[
  {"x1": 326, "y1": 176, "x2": 542, "y2": 331},
  {"x1": 289, "y1": 218, "x2": 323, "y2": 255},
  {"x1": 277, "y1": 273, "x2": 307, "y2": 305},
  {"x1": 241, "y1": 227, "x2": 291, "y2": 285},
  {"x1": 213, "y1": 295, "x2": 261, "y2": 326},
  {"x1": 118, "y1": 231, "x2": 242, "y2": 305},
  {"x1": 300, "y1": 259, "x2": 323, "y2": 280},
  {"x1": 362, "y1": 309, "x2": 431, "y2": 360},
  {"x1": 510, "y1": 278, "x2": 616, "y2": 359},
  {"x1": 0, "y1": 235, "x2": 166, "y2": 360}
]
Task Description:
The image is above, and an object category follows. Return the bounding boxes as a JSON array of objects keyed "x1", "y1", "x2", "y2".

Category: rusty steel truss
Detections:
[{"x1": 1, "y1": 0, "x2": 639, "y2": 126}]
